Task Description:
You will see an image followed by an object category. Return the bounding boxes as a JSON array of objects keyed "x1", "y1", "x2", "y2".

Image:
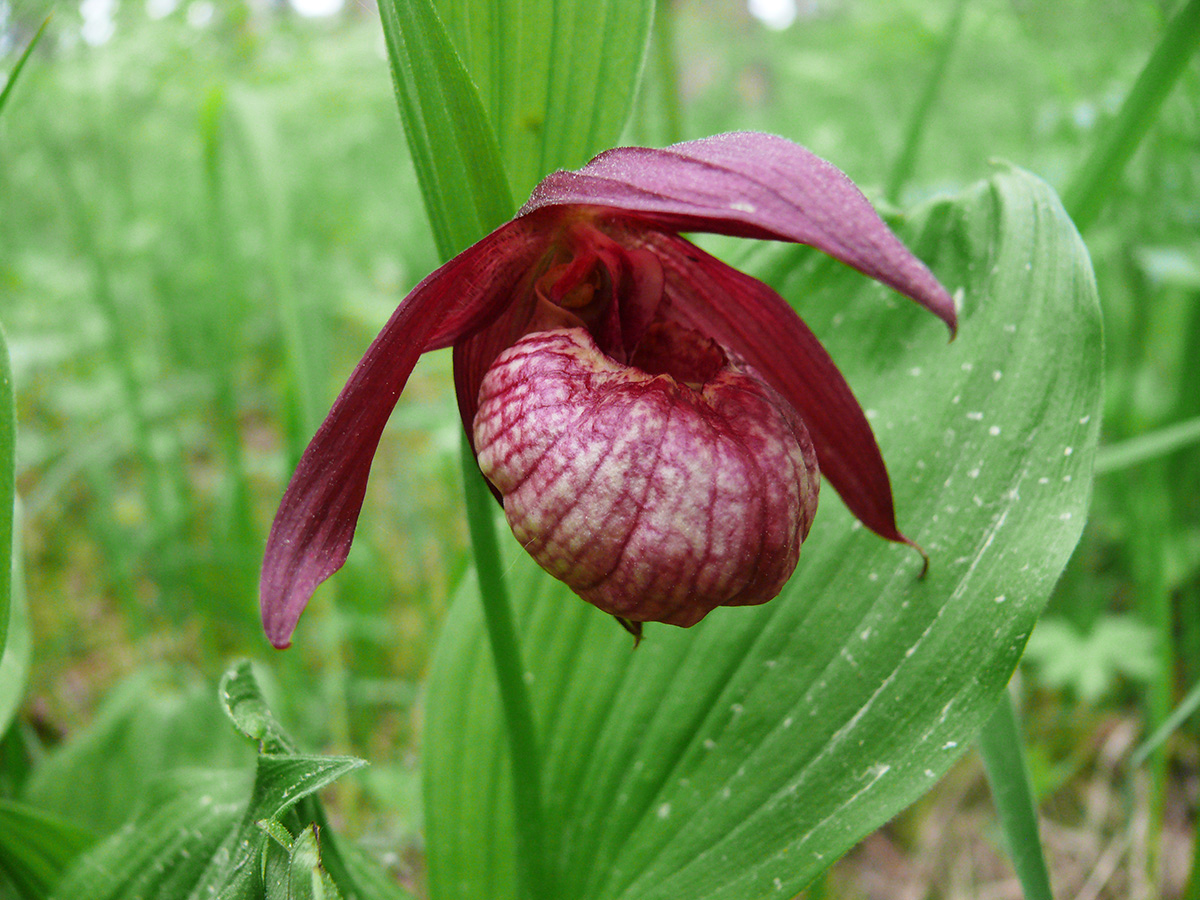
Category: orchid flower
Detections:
[{"x1": 261, "y1": 132, "x2": 956, "y2": 648}]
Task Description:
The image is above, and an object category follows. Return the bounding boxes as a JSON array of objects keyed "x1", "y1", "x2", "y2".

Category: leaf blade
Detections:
[
  {"x1": 377, "y1": 0, "x2": 514, "y2": 259},
  {"x1": 435, "y1": 0, "x2": 655, "y2": 198},
  {"x1": 423, "y1": 167, "x2": 1102, "y2": 899}
]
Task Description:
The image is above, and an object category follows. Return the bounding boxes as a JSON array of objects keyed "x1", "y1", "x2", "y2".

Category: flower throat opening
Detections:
[{"x1": 529, "y1": 220, "x2": 727, "y2": 389}]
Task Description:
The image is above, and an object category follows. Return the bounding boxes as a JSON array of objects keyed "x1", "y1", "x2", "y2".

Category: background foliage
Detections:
[{"x1": 1, "y1": 0, "x2": 1198, "y2": 897}]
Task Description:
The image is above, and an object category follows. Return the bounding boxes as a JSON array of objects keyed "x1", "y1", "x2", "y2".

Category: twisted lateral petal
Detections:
[
  {"x1": 644, "y1": 232, "x2": 911, "y2": 547},
  {"x1": 473, "y1": 328, "x2": 819, "y2": 627},
  {"x1": 522, "y1": 132, "x2": 957, "y2": 333},
  {"x1": 260, "y1": 219, "x2": 546, "y2": 648}
]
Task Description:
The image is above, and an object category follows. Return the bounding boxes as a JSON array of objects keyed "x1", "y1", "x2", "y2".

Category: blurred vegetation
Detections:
[{"x1": 1, "y1": 0, "x2": 1198, "y2": 896}]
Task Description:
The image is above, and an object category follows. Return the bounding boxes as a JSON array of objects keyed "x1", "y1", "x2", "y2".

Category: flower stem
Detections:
[
  {"x1": 459, "y1": 432, "x2": 549, "y2": 898},
  {"x1": 977, "y1": 688, "x2": 1053, "y2": 900},
  {"x1": 1062, "y1": 0, "x2": 1200, "y2": 232}
]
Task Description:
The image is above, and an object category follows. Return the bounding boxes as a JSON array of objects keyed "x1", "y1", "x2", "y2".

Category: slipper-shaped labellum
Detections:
[{"x1": 260, "y1": 132, "x2": 956, "y2": 648}]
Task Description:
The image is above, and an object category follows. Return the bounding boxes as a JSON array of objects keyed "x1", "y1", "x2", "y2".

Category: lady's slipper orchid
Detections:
[{"x1": 260, "y1": 131, "x2": 956, "y2": 648}]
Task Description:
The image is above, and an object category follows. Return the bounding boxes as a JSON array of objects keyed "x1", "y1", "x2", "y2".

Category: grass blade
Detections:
[
  {"x1": 1131, "y1": 677, "x2": 1200, "y2": 768},
  {"x1": 1096, "y1": 413, "x2": 1200, "y2": 474},
  {"x1": 0, "y1": 14, "x2": 49, "y2": 121},
  {"x1": 1063, "y1": 0, "x2": 1200, "y2": 231}
]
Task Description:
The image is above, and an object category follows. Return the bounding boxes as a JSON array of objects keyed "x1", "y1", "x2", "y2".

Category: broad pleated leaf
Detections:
[
  {"x1": 377, "y1": 0, "x2": 514, "y2": 259},
  {"x1": 0, "y1": 800, "x2": 95, "y2": 900},
  {"x1": 434, "y1": 0, "x2": 655, "y2": 198},
  {"x1": 23, "y1": 670, "x2": 253, "y2": 836},
  {"x1": 423, "y1": 167, "x2": 1102, "y2": 899},
  {"x1": 49, "y1": 769, "x2": 250, "y2": 900}
]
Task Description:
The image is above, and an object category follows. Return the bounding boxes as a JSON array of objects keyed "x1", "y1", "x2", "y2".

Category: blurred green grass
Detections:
[{"x1": 2, "y1": 0, "x2": 1199, "y2": 894}]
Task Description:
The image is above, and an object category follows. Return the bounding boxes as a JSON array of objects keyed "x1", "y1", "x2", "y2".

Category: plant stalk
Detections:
[
  {"x1": 978, "y1": 688, "x2": 1054, "y2": 900},
  {"x1": 460, "y1": 433, "x2": 549, "y2": 899}
]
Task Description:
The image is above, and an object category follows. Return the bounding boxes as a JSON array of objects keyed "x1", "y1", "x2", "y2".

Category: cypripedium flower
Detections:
[{"x1": 260, "y1": 132, "x2": 956, "y2": 648}]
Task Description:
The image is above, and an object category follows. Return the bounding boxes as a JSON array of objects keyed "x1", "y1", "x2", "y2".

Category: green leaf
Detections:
[
  {"x1": 23, "y1": 669, "x2": 254, "y2": 836},
  {"x1": 1023, "y1": 615, "x2": 1157, "y2": 703},
  {"x1": 423, "y1": 167, "x2": 1102, "y2": 899},
  {"x1": 435, "y1": 0, "x2": 655, "y2": 198},
  {"x1": 220, "y1": 660, "x2": 298, "y2": 755},
  {"x1": 0, "y1": 324, "x2": 14, "y2": 662},
  {"x1": 0, "y1": 501, "x2": 30, "y2": 739},
  {"x1": 46, "y1": 665, "x2": 379, "y2": 900},
  {"x1": 287, "y1": 827, "x2": 343, "y2": 900},
  {"x1": 0, "y1": 15, "x2": 49, "y2": 121},
  {"x1": 246, "y1": 756, "x2": 366, "y2": 827},
  {"x1": 376, "y1": 0, "x2": 514, "y2": 259},
  {"x1": 0, "y1": 799, "x2": 96, "y2": 900},
  {"x1": 189, "y1": 752, "x2": 362, "y2": 900},
  {"x1": 49, "y1": 769, "x2": 251, "y2": 900}
]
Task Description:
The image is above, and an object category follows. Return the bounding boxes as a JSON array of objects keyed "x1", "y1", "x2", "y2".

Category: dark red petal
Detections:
[
  {"x1": 522, "y1": 132, "x2": 956, "y2": 334},
  {"x1": 260, "y1": 218, "x2": 547, "y2": 648},
  {"x1": 646, "y1": 232, "x2": 912, "y2": 546}
]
